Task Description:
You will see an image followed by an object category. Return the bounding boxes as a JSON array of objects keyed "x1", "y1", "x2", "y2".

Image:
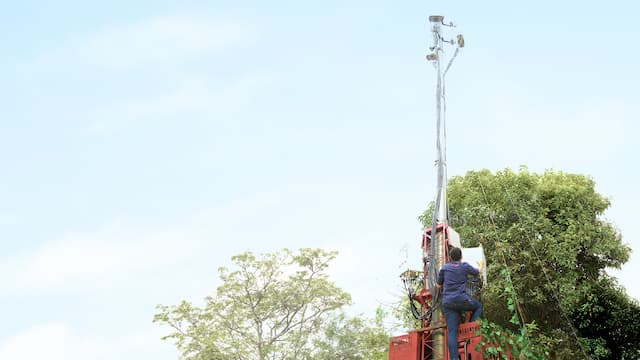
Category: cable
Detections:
[
  {"x1": 403, "y1": 268, "x2": 440, "y2": 322},
  {"x1": 443, "y1": 47, "x2": 460, "y2": 78},
  {"x1": 477, "y1": 179, "x2": 527, "y2": 327},
  {"x1": 499, "y1": 181, "x2": 592, "y2": 359}
]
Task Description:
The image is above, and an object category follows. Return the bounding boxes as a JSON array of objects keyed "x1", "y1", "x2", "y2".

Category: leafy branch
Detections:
[{"x1": 477, "y1": 268, "x2": 549, "y2": 360}]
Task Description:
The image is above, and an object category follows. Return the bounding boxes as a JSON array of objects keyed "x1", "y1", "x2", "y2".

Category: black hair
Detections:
[{"x1": 450, "y1": 247, "x2": 462, "y2": 261}]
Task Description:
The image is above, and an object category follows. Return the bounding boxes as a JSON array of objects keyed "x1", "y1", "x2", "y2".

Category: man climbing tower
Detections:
[{"x1": 437, "y1": 247, "x2": 484, "y2": 360}]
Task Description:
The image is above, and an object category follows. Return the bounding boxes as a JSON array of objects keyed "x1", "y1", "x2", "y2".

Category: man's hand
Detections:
[{"x1": 477, "y1": 259, "x2": 485, "y2": 272}]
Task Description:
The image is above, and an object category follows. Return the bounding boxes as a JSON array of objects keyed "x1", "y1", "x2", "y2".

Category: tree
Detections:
[
  {"x1": 154, "y1": 248, "x2": 388, "y2": 360},
  {"x1": 312, "y1": 308, "x2": 389, "y2": 360},
  {"x1": 418, "y1": 168, "x2": 636, "y2": 359},
  {"x1": 572, "y1": 276, "x2": 640, "y2": 359}
]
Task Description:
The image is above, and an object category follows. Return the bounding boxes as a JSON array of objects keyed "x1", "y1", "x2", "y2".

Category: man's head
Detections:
[{"x1": 450, "y1": 247, "x2": 462, "y2": 261}]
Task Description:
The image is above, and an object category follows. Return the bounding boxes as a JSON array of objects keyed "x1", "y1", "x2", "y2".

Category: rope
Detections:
[
  {"x1": 500, "y1": 182, "x2": 592, "y2": 359},
  {"x1": 442, "y1": 48, "x2": 458, "y2": 222},
  {"x1": 477, "y1": 179, "x2": 527, "y2": 327},
  {"x1": 443, "y1": 47, "x2": 460, "y2": 78}
]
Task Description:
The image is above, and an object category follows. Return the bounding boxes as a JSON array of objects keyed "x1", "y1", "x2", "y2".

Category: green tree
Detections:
[
  {"x1": 154, "y1": 248, "x2": 388, "y2": 360},
  {"x1": 419, "y1": 168, "x2": 635, "y2": 359},
  {"x1": 572, "y1": 276, "x2": 640, "y2": 359},
  {"x1": 313, "y1": 308, "x2": 389, "y2": 360}
]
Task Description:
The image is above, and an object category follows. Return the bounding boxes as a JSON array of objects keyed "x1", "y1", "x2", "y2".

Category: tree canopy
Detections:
[
  {"x1": 419, "y1": 168, "x2": 638, "y2": 359},
  {"x1": 154, "y1": 248, "x2": 389, "y2": 360}
]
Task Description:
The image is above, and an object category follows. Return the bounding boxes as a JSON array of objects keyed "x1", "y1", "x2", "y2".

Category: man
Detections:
[{"x1": 436, "y1": 246, "x2": 483, "y2": 360}]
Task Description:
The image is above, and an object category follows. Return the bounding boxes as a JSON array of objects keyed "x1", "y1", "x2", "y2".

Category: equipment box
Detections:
[{"x1": 389, "y1": 331, "x2": 421, "y2": 360}]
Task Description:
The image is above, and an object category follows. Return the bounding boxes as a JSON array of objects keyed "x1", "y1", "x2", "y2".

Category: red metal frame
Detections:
[{"x1": 389, "y1": 322, "x2": 490, "y2": 360}]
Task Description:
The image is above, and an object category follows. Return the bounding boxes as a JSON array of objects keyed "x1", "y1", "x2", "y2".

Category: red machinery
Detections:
[
  {"x1": 389, "y1": 224, "x2": 487, "y2": 360},
  {"x1": 389, "y1": 322, "x2": 484, "y2": 360},
  {"x1": 389, "y1": 224, "x2": 489, "y2": 360},
  {"x1": 388, "y1": 15, "x2": 507, "y2": 360}
]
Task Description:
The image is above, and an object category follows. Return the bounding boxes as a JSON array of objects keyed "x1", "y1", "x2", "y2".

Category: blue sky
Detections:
[{"x1": 1, "y1": 1, "x2": 638, "y2": 359}]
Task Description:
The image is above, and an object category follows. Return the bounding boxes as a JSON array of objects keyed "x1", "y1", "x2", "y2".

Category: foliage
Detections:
[
  {"x1": 312, "y1": 307, "x2": 389, "y2": 360},
  {"x1": 391, "y1": 295, "x2": 422, "y2": 331},
  {"x1": 418, "y1": 168, "x2": 633, "y2": 359},
  {"x1": 477, "y1": 268, "x2": 549, "y2": 360},
  {"x1": 154, "y1": 248, "x2": 389, "y2": 360},
  {"x1": 572, "y1": 276, "x2": 640, "y2": 359}
]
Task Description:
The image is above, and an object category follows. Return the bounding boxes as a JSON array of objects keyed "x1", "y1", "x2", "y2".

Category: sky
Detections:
[{"x1": 1, "y1": 1, "x2": 639, "y2": 359}]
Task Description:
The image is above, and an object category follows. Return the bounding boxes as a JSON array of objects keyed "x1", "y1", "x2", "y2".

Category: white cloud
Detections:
[
  {"x1": 42, "y1": 15, "x2": 254, "y2": 69},
  {"x1": 0, "y1": 323, "x2": 175, "y2": 360},
  {"x1": 0, "y1": 225, "x2": 204, "y2": 294}
]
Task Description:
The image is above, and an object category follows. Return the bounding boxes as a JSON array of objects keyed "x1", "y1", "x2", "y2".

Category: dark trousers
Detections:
[{"x1": 443, "y1": 299, "x2": 482, "y2": 360}]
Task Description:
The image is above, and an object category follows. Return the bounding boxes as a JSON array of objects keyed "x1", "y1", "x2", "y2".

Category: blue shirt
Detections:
[{"x1": 437, "y1": 261, "x2": 479, "y2": 304}]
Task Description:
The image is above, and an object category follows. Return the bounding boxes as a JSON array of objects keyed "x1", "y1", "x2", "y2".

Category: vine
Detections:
[{"x1": 476, "y1": 268, "x2": 549, "y2": 360}]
